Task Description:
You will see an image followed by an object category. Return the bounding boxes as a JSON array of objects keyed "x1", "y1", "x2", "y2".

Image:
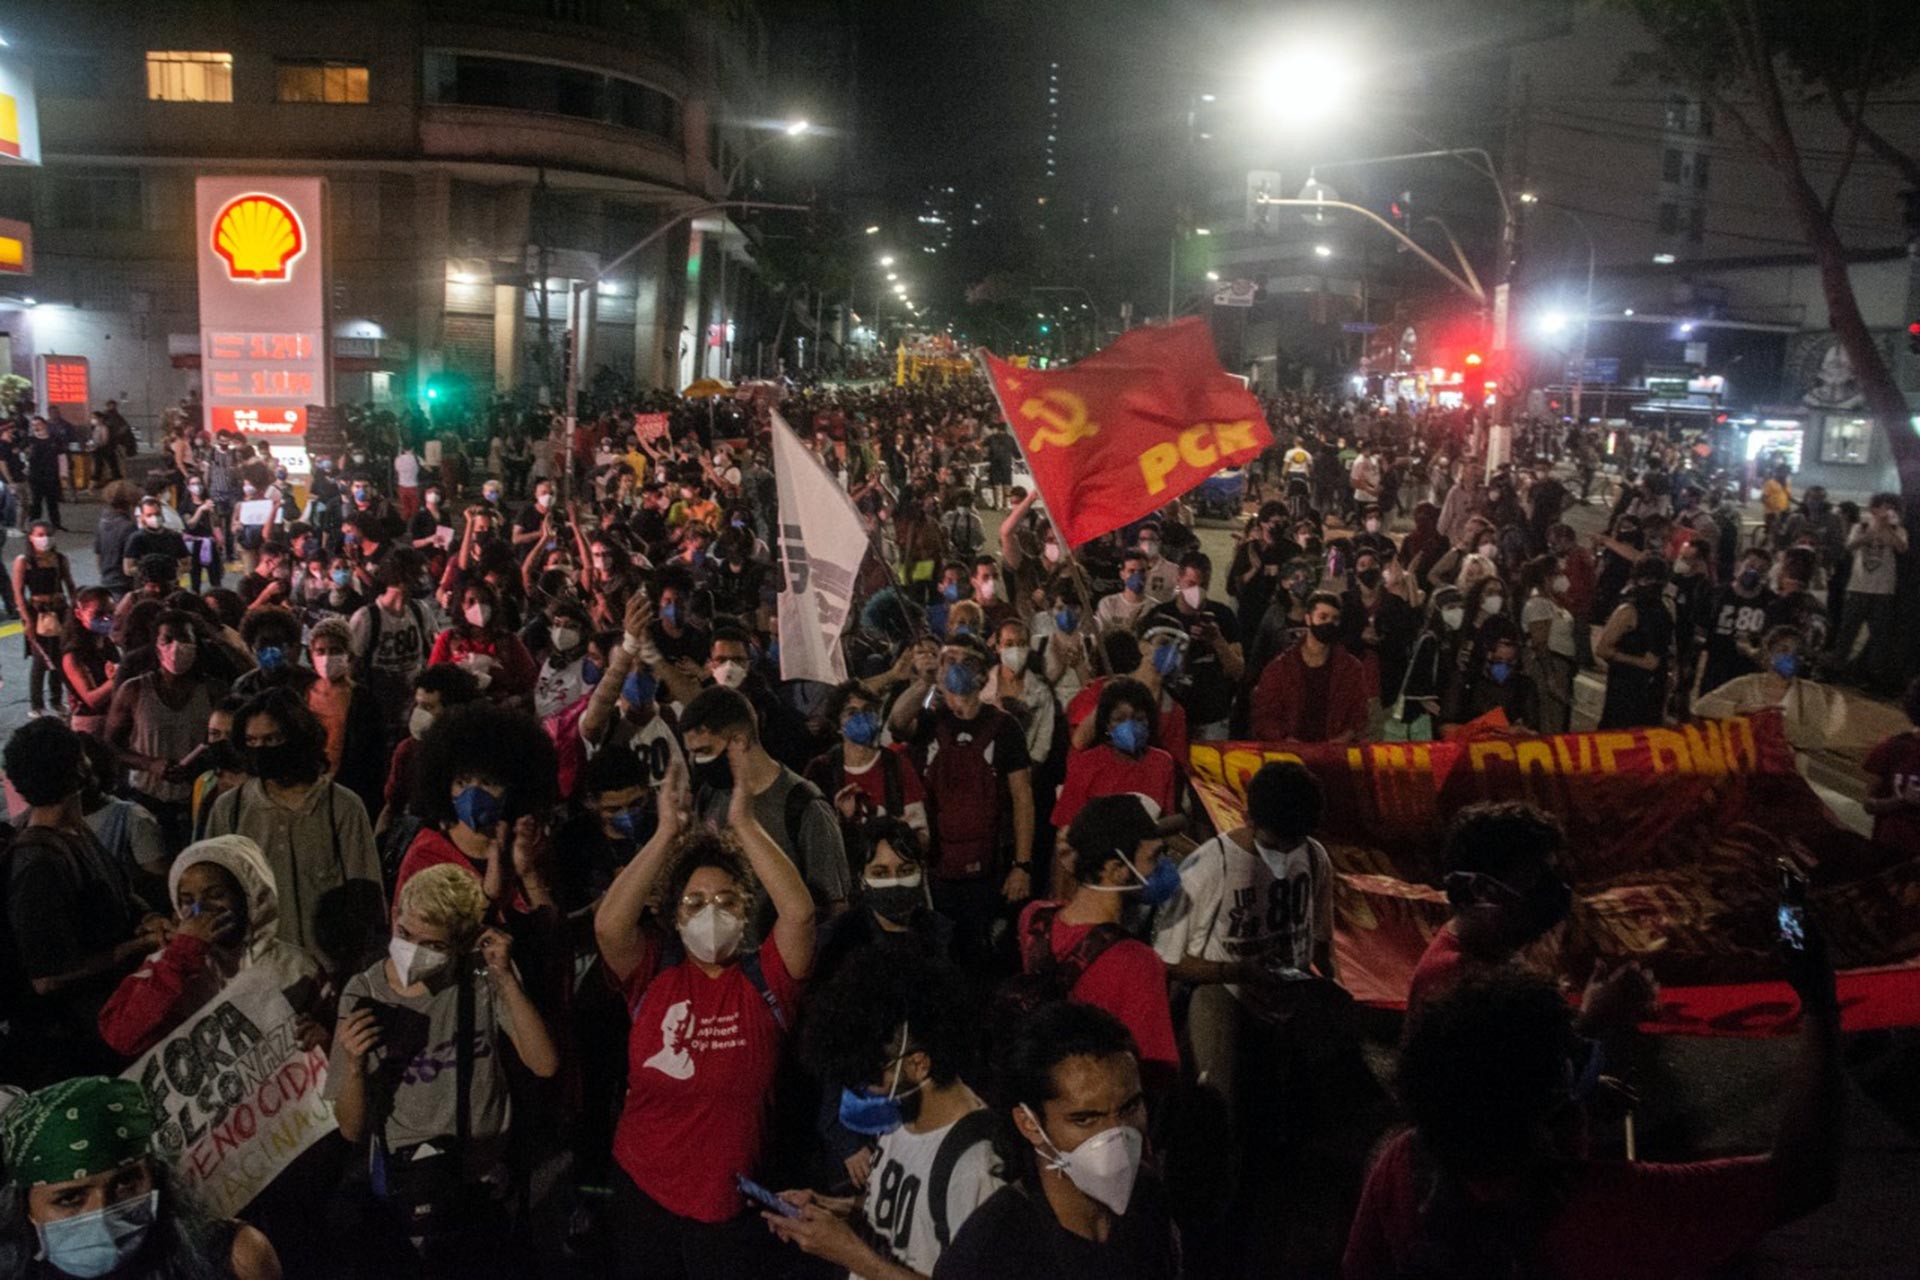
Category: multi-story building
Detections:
[{"x1": 0, "y1": 0, "x2": 776, "y2": 432}]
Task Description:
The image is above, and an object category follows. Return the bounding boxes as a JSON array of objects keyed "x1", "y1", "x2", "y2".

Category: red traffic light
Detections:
[{"x1": 1464, "y1": 352, "x2": 1484, "y2": 367}]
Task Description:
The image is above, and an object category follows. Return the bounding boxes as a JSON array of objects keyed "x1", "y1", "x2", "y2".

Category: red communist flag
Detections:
[{"x1": 981, "y1": 318, "x2": 1271, "y2": 547}]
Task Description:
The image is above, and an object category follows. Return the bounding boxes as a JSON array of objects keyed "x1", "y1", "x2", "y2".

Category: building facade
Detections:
[{"x1": 0, "y1": 0, "x2": 774, "y2": 432}]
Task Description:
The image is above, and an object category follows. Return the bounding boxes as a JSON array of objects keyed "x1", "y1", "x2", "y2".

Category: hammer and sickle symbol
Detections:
[{"x1": 1019, "y1": 390, "x2": 1099, "y2": 452}]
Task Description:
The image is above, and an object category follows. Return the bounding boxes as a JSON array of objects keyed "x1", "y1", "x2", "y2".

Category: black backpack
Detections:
[{"x1": 928, "y1": 1108, "x2": 1000, "y2": 1250}]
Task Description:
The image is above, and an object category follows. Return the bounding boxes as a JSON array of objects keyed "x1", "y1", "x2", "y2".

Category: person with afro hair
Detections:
[{"x1": 397, "y1": 699, "x2": 561, "y2": 922}]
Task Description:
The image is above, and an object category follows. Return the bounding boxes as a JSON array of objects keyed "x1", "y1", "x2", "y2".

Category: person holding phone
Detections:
[
  {"x1": 327, "y1": 862, "x2": 559, "y2": 1276},
  {"x1": 1346, "y1": 934, "x2": 1845, "y2": 1278}
]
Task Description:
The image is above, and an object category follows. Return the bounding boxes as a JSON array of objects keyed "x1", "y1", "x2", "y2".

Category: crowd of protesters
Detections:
[{"x1": 0, "y1": 372, "x2": 1894, "y2": 1279}]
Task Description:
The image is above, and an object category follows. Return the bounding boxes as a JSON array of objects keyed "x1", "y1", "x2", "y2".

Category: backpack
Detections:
[
  {"x1": 991, "y1": 903, "x2": 1126, "y2": 1027},
  {"x1": 816, "y1": 745, "x2": 907, "y2": 822},
  {"x1": 355, "y1": 598, "x2": 430, "y2": 684},
  {"x1": 918, "y1": 708, "x2": 1006, "y2": 880},
  {"x1": 928, "y1": 1108, "x2": 1000, "y2": 1250}
]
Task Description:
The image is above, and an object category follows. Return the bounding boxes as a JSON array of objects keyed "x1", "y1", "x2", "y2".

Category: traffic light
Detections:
[
  {"x1": 1389, "y1": 190, "x2": 1412, "y2": 252},
  {"x1": 1039, "y1": 323, "x2": 1051, "y2": 334},
  {"x1": 1908, "y1": 321, "x2": 1920, "y2": 355}
]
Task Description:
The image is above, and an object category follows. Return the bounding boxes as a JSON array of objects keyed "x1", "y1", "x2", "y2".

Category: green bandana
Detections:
[{"x1": 1, "y1": 1077, "x2": 154, "y2": 1186}]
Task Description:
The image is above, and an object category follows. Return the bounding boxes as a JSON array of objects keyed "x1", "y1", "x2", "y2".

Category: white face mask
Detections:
[
  {"x1": 316, "y1": 653, "x2": 349, "y2": 682},
  {"x1": 713, "y1": 660, "x2": 749, "y2": 689},
  {"x1": 1551, "y1": 574, "x2": 1571, "y2": 595},
  {"x1": 1481, "y1": 596, "x2": 1504, "y2": 615},
  {"x1": 1043, "y1": 542, "x2": 1061, "y2": 564},
  {"x1": 158, "y1": 641, "x2": 197, "y2": 675},
  {"x1": 388, "y1": 936, "x2": 449, "y2": 987},
  {"x1": 1364, "y1": 518, "x2": 1381, "y2": 533},
  {"x1": 679, "y1": 902, "x2": 744, "y2": 965},
  {"x1": 1441, "y1": 606, "x2": 1466, "y2": 631},
  {"x1": 551, "y1": 626, "x2": 581, "y2": 652},
  {"x1": 536, "y1": 492, "x2": 553, "y2": 509},
  {"x1": 975, "y1": 578, "x2": 997, "y2": 602},
  {"x1": 1022, "y1": 1105, "x2": 1145, "y2": 1216},
  {"x1": 1001, "y1": 645, "x2": 1029, "y2": 671},
  {"x1": 1139, "y1": 540, "x2": 1160, "y2": 559},
  {"x1": 409, "y1": 707, "x2": 435, "y2": 741},
  {"x1": 29, "y1": 534, "x2": 50, "y2": 550},
  {"x1": 1477, "y1": 542, "x2": 1498, "y2": 560},
  {"x1": 1179, "y1": 584, "x2": 1205, "y2": 610},
  {"x1": 465, "y1": 603, "x2": 492, "y2": 627}
]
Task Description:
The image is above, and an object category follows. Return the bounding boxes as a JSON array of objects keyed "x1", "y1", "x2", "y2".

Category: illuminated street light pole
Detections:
[
  {"x1": 715, "y1": 119, "x2": 809, "y2": 379},
  {"x1": 1521, "y1": 192, "x2": 1597, "y2": 426}
]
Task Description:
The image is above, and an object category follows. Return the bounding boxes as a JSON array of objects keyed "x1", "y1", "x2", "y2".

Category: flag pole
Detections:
[{"x1": 973, "y1": 349, "x2": 1109, "y2": 677}]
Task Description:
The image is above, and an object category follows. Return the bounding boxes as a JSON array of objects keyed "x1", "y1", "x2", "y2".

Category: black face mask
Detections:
[
  {"x1": 248, "y1": 743, "x2": 303, "y2": 783},
  {"x1": 864, "y1": 884, "x2": 923, "y2": 925},
  {"x1": 1356, "y1": 567, "x2": 1383, "y2": 589},
  {"x1": 1309, "y1": 621, "x2": 1341, "y2": 645},
  {"x1": 689, "y1": 749, "x2": 734, "y2": 794}
]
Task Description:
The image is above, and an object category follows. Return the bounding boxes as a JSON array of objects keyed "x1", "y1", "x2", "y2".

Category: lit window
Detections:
[
  {"x1": 147, "y1": 51, "x2": 233, "y2": 102},
  {"x1": 277, "y1": 60, "x2": 370, "y2": 104}
]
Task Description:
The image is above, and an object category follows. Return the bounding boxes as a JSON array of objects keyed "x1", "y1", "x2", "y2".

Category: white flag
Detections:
[{"x1": 771, "y1": 410, "x2": 869, "y2": 683}]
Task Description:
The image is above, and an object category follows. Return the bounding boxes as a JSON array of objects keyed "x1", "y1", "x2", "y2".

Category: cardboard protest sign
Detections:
[{"x1": 125, "y1": 966, "x2": 336, "y2": 1216}]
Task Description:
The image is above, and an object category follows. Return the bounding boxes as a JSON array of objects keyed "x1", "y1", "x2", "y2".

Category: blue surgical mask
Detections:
[
  {"x1": 34, "y1": 1189, "x2": 158, "y2": 1280},
  {"x1": 582, "y1": 658, "x2": 604, "y2": 687},
  {"x1": 1110, "y1": 718, "x2": 1149, "y2": 755},
  {"x1": 88, "y1": 615, "x2": 114, "y2": 636},
  {"x1": 1124, "y1": 572, "x2": 1146, "y2": 595},
  {"x1": 454, "y1": 784, "x2": 502, "y2": 833},
  {"x1": 1054, "y1": 607, "x2": 1079, "y2": 634},
  {"x1": 331, "y1": 568, "x2": 352, "y2": 586},
  {"x1": 1771, "y1": 652, "x2": 1799, "y2": 678},
  {"x1": 1136, "y1": 856, "x2": 1182, "y2": 907},
  {"x1": 607, "y1": 807, "x2": 643, "y2": 840},
  {"x1": 1488, "y1": 660, "x2": 1512, "y2": 685},
  {"x1": 842, "y1": 709, "x2": 882, "y2": 747},
  {"x1": 1151, "y1": 644, "x2": 1182, "y2": 677},
  {"x1": 623, "y1": 670, "x2": 657, "y2": 707},
  {"x1": 942, "y1": 662, "x2": 981, "y2": 696},
  {"x1": 941, "y1": 581, "x2": 961, "y2": 603},
  {"x1": 838, "y1": 1085, "x2": 909, "y2": 1136},
  {"x1": 661, "y1": 602, "x2": 681, "y2": 627},
  {"x1": 255, "y1": 645, "x2": 285, "y2": 672}
]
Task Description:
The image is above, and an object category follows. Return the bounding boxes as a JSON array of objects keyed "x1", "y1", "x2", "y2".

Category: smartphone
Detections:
[
  {"x1": 736, "y1": 1173, "x2": 800, "y2": 1219},
  {"x1": 1776, "y1": 859, "x2": 1808, "y2": 952}
]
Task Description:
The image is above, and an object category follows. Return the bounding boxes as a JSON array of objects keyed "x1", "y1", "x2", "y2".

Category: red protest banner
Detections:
[
  {"x1": 1187, "y1": 711, "x2": 1920, "y2": 1036},
  {"x1": 980, "y1": 318, "x2": 1271, "y2": 547}
]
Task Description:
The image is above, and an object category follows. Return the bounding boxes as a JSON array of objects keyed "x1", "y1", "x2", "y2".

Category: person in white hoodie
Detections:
[{"x1": 96, "y1": 834, "x2": 330, "y2": 1059}]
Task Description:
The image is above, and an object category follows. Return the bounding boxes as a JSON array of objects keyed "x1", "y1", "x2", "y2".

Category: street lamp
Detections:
[
  {"x1": 1522, "y1": 196, "x2": 1597, "y2": 424},
  {"x1": 1206, "y1": 270, "x2": 1220, "y2": 281},
  {"x1": 715, "y1": 116, "x2": 810, "y2": 378},
  {"x1": 1313, "y1": 243, "x2": 1334, "y2": 258},
  {"x1": 879, "y1": 255, "x2": 894, "y2": 267},
  {"x1": 1541, "y1": 311, "x2": 1569, "y2": 335},
  {"x1": 1254, "y1": 38, "x2": 1359, "y2": 127},
  {"x1": 865, "y1": 225, "x2": 880, "y2": 235}
]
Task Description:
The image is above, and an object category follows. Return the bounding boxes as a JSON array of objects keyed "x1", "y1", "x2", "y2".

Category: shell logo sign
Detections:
[{"x1": 210, "y1": 193, "x2": 306, "y2": 282}]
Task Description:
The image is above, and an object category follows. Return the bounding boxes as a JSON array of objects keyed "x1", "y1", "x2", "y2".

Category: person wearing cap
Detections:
[
  {"x1": 0, "y1": 1076, "x2": 282, "y2": 1278},
  {"x1": 1017, "y1": 794, "x2": 1182, "y2": 1089},
  {"x1": 1249, "y1": 591, "x2": 1369, "y2": 742}
]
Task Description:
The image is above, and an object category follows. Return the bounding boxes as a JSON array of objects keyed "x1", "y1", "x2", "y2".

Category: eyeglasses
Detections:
[{"x1": 679, "y1": 891, "x2": 746, "y2": 914}]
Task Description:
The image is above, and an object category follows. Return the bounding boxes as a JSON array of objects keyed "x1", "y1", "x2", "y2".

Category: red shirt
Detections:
[
  {"x1": 1406, "y1": 924, "x2": 1469, "y2": 1016},
  {"x1": 1066, "y1": 679, "x2": 1189, "y2": 769},
  {"x1": 426, "y1": 628, "x2": 539, "y2": 700},
  {"x1": 383, "y1": 736, "x2": 421, "y2": 816},
  {"x1": 1016, "y1": 901, "x2": 1178, "y2": 1082},
  {"x1": 612, "y1": 932, "x2": 802, "y2": 1222},
  {"x1": 1052, "y1": 743, "x2": 1177, "y2": 831},
  {"x1": 391, "y1": 827, "x2": 530, "y2": 917},
  {"x1": 1863, "y1": 731, "x2": 1920, "y2": 854},
  {"x1": 1344, "y1": 1130, "x2": 1782, "y2": 1280}
]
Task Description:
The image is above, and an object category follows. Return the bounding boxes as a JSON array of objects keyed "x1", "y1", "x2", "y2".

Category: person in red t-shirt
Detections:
[
  {"x1": 594, "y1": 742, "x2": 816, "y2": 1273},
  {"x1": 1408, "y1": 802, "x2": 1655, "y2": 1033},
  {"x1": 1017, "y1": 793, "x2": 1183, "y2": 1090},
  {"x1": 427, "y1": 580, "x2": 539, "y2": 703},
  {"x1": 1347, "y1": 958, "x2": 1845, "y2": 1280},
  {"x1": 1862, "y1": 679, "x2": 1920, "y2": 855},
  {"x1": 1066, "y1": 629, "x2": 1190, "y2": 766},
  {"x1": 1053, "y1": 677, "x2": 1178, "y2": 835},
  {"x1": 391, "y1": 700, "x2": 560, "y2": 919}
]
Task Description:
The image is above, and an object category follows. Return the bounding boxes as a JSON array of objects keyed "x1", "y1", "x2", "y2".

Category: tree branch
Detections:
[
  {"x1": 1828, "y1": 84, "x2": 1920, "y2": 192},
  {"x1": 1824, "y1": 84, "x2": 1869, "y2": 216}
]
